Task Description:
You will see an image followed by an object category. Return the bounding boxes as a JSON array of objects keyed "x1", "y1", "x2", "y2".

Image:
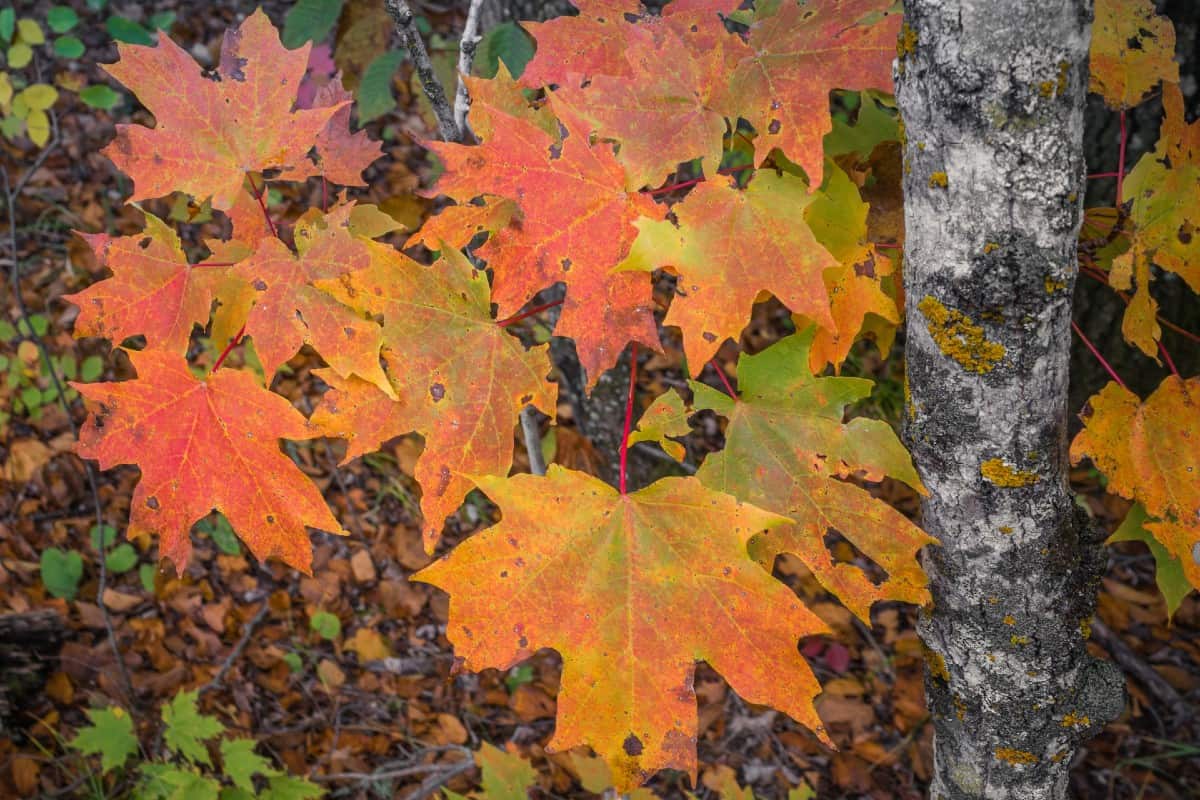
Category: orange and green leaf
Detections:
[
  {"x1": 1071, "y1": 376, "x2": 1200, "y2": 591},
  {"x1": 415, "y1": 466, "x2": 829, "y2": 791},
  {"x1": 317, "y1": 244, "x2": 556, "y2": 550},
  {"x1": 1089, "y1": 0, "x2": 1178, "y2": 110}
]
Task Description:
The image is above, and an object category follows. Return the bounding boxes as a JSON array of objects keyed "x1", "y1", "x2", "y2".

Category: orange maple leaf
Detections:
[
  {"x1": 73, "y1": 349, "x2": 345, "y2": 574},
  {"x1": 621, "y1": 170, "x2": 838, "y2": 370},
  {"x1": 1071, "y1": 376, "x2": 1200, "y2": 589},
  {"x1": 317, "y1": 245, "x2": 557, "y2": 550},
  {"x1": 102, "y1": 9, "x2": 355, "y2": 209},
  {"x1": 65, "y1": 213, "x2": 224, "y2": 353},
  {"x1": 424, "y1": 91, "x2": 663, "y2": 385},
  {"x1": 722, "y1": 0, "x2": 901, "y2": 187},
  {"x1": 231, "y1": 203, "x2": 392, "y2": 392},
  {"x1": 415, "y1": 466, "x2": 830, "y2": 791}
]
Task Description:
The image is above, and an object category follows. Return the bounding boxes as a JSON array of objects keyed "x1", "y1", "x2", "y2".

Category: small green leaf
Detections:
[
  {"x1": 220, "y1": 739, "x2": 276, "y2": 792},
  {"x1": 60, "y1": 353, "x2": 77, "y2": 380},
  {"x1": 16, "y1": 18, "x2": 44, "y2": 45},
  {"x1": 282, "y1": 652, "x2": 303, "y2": 672},
  {"x1": 282, "y1": 0, "x2": 343, "y2": 49},
  {"x1": 53, "y1": 36, "x2": 84, "y2": 59},
  {"x1": 162, "y1": 690, "x2": 224, "y2": 765},
  {"x1": 261, "y1": 774, "x2": 324, "y2": 800},
  {"x1": 18, "y1": 313, "x2": 49, "y2": 337},
  {"x1": 474, "y1": 23, "x2": 535, "y2": 79},
  {"x1": 197, "y1": 514, "x2": 240, "y2": 555},
  {"x1": 41, "y1": 547, "x2": 83, "y2": 600},
  {"x1": 139, "y1": 764, "x2": 221, "y2": 800},
  {"x1": 505, "y1": 664, "x2": 534, "y2": 692},
  {"x1": 139, "y1": 562, "x2": 157, "y2": 593},
  {"x1": 70, "y1": 706, "x2": 138, "y2": 773},
  {"x1": 106, "y1": 543, "x2": 139, "y2": 574},
  {"x1": 0, "y1": 9, "x2": 14, "y2": 43},
  {"x1": 79, "y1": 84, "x2": 120, "y2": 110},
  {"x1": 1109, "y1": 503, "x2": 1193, "y2": 618},
  {"x1": 309, "y1": 610, "x2": 341, "y2": 640},
  {"x1": 148, "y1": 11, "x2": 175, "y2": 31},
  {"x1": 80, "y1": 354, "x2": 104, "y2": 381},
  {"x1": 0, "y1": 319, "x2": 15, "y2": 340},
  {"x1": 105, "y1": 16, "x2": 154, "y2": 46},
  {"x1": 47, "y1": 7, "x2": 79, "y2": 34},
  {"x1": 356, "y1": 50, "x2": 404, "y2": 123},
  {"x1": 90, "y1": 523, "x2": 117, "y2": 550},
  {"x1": 20, "y1": 386, "x2": 42, "y2": 410},
  {"x1": 7, "y1": 43, "x2": 32, "y2": 69}
]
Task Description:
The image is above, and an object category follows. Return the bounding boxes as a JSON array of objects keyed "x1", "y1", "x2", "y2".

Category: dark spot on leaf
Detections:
[
  {"x1": 561, "y1": 258, "x2": 572, "y2": 273},
  {"x1": 768, "y1": 119, "x2": 782, "y2": 135},
  {"x1": 623, "y1": 734, "x2": 643, "y2": 756},
  {"x1": 139, "y1": 237, "x2": 152, "y2": 249},
  {"x1": 267, "y1": 515, "x2": 275, "y2": 524},
  {"x1": 702, "y1": 331, "x2": 717, "y2": 342},
  {"x1": 253, "y1": 279, "x2": 268, "y2": 291},
  {"x1": 146, "y1": 496, "x2": 160, "y2": 510},
  {"x1": 519, "y1": 635, "x2": 528, "y2": 648},
  {"x1": 430, "y1": 383, "x2": 445, "y2": 401}
]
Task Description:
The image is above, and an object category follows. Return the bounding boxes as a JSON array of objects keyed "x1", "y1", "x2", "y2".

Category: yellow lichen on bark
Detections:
[
  {"x1": 980, "y1": 458, "x2": 1039, "y2": 487},
  {"x1": 918, "y1": 296, "x2": 1005, "y2": 373},
  {"x1": 995, "y1": 748, "x2": 1039, "y2": 765}
]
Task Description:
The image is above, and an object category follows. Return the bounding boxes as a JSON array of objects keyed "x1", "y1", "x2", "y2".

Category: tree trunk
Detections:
[
  {"x1": 895, "y1": 2, "x2": 1126, "y2": 798},
  {"x1": 0, "y1": 610, "x2": 65, "y2": 734}
]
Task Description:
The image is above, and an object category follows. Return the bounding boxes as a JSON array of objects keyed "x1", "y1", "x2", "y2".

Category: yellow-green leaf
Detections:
[{"x1": 16, "y1": 83, "x2": 57, "y2": 111}]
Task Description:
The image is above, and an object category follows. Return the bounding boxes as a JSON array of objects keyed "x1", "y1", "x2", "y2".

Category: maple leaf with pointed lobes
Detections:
[
  {"x1": 231, "y1": 203, "x2": 392, "y2": 394},
  {"x1": 73, "y1": 349, "x2": 345, "y2": 574},
  {"x1": 66, "y1": 213, "x2": 223, "y2": 353},
  {"x1": 634, "y1": 330, "x2": 932, "y2": 621},
  {"x1": 318, "y1": 244, "x2": 556, "y2": 551},
  {"x1": 1071, "y1": 377, "x2": 1200, "y2": 590},
  {"x1": 1122, "y1": 84, "x2": 1200, "y2": 295},
  {"x1": 721, "y1": 0, "x2": 900, "y2": 188},
  {"x1": 803, "y1": 162, "x2": 900, "y2": 371},
  {"x1": 415, "y1": 466, "x2": 830, "y2": 792},
  {"x1": 620, "y1": 169, "x2": 838, "y2": 371},
  {"x1": 404, "y1": 197, "x2": 518, "y2": 252},
  {"x1": 519, "y1": 0, "x2": 742, "y2": 89},
  {"x1": 554, "y1": 8, "x2": 749, "y2": 189},
  {"x1": 102, "y1": 9, "x2": 348, "y2": 210},
  {"x1": 290, "y1": 76, "x2": 383, "y2": 186},
  {"x1": 424, "y1": 93, "x2": 663, "y2": 386},
  {"x1": 1089, "y1": 0, "x2": 1178, "y2": 110},
  {"x1": 309, "y1": 369, "x2": 408, "y2": 464}
]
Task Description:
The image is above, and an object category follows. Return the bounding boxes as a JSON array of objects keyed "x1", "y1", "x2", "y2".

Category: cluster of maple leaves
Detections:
[
  {"x1": 1073, "y1": 0, "x2": 1200, "y2": 615},
  {"x1": 65, "y1": 0, "x2": 1199, "y2": 792}
]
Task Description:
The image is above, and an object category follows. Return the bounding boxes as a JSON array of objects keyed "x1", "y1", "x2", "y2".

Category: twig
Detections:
[
  {"x1": 520, "y1": 406, "x2": 547, "y2": 476},
  {"x1": 2, "y1": 117, "x2": 139, "y2": 712},
  {"x1": 197, "y1": 602, "x2": 270, "y2": 696},
  {"x1": 386, "y1": 0, "x2": 460, "y2": 142},
  {"x1": 408, "y1": 757, "x2": 475, "y2": 799},
  {"x1": 454, "y1": 0, "x2": 486, "y2": 136},
  {"x1": 312, "y1": 749, "x2": 471, "y2": 784},
  {"x1": 1090, "y1": 619, "x2": 1191, "y2": 728}
]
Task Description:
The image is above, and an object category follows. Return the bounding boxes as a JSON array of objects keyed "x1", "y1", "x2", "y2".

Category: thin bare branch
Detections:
[
  {"x1": 454, "y1": 0, "x2": 486, "y2": 136},
  {"x1": 385, "y1": 0, "x2": 460, "y2": 142},
  {"x1": 520, "y1": 406, "x2": 547, "y2": 476}
]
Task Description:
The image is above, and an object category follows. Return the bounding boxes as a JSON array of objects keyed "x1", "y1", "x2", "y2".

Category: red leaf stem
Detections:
[
  {"x1": 249, "y1": 176, "x2": 278, "y2": 238},
  {"x1": 709, "y1": 359, "x2": 737, "y2": 400},
  {"x1": 1116, "y1": 109, "x2": 1127, "y2": 205},
  {"x1": 1071, "y1": 320, "x2": 1127, "y2": 389},
  {"x1": 211, "y1": 325, "x2": 247, "y2": 372},
  {"x1": 496, "y1": 299, "x2": 565, "y2": 327}
]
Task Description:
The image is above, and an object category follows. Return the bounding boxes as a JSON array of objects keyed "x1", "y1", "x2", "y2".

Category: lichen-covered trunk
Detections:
[{"x1": 895, "y1": 2, "x2": 1125, "y2": 798}]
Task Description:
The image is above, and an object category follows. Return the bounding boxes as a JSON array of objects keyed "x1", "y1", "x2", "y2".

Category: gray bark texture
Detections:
[{"x1": 895, "y1": 2, "x2": 1126, "y2": 798}]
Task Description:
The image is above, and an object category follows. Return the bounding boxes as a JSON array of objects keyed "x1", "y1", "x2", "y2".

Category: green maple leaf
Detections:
[
  {"x1": 71, "y1": 706, "x2": 139, "y2": 774},
  {"x1": 162, "y1": 690, "x2": 224, "y2": 765}
]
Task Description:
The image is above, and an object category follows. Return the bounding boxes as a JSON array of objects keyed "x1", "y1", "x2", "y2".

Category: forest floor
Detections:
[{"x1": 1, "y1": 1, "x2": 1198, "y2": 799}]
